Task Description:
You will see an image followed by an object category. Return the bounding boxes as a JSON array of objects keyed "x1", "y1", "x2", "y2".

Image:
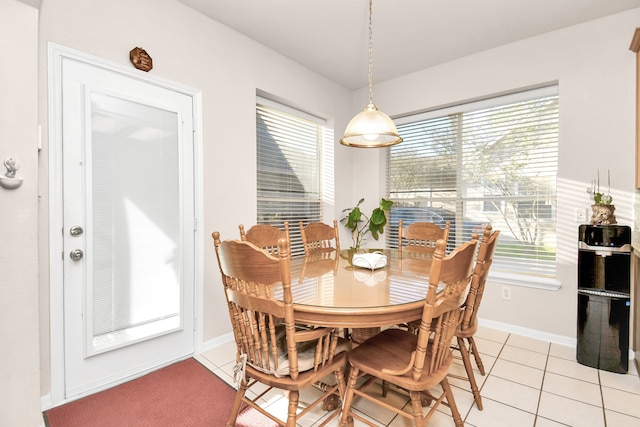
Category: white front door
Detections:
[{"x1": 53, "y1": 50, "x2": 197, "y2": 399}]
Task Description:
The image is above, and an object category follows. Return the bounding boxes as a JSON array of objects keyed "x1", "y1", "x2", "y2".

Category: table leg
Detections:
[{"x1": 350, "y1": 327, "x2": 380, "y2": 344}]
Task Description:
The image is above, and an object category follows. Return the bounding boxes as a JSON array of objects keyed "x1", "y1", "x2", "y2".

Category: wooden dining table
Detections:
[{"x1": 272, "y1": 248, "x2": 437, "y2": 343}]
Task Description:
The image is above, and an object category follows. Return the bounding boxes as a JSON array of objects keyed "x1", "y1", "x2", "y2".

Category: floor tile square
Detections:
[
  {"x1": 599, "y1": 368, "x2": 640, "y2": 394},
  {"x1": 601, "y1": 386, "x2": 640, "y2": 418},
  {"x1": 199, "y1": 339, "x2": 237, "y2": 367},
  {"x1": 479, "y1": 376, "x2": 540, "y2": 413},
  {"x1": 490, "y1": 358, "x2": 544, "y2": 389},
  {"x1": 498, "y1": 345, "x2": 548, "y2": 370},
  {"x1": 542, "y1": 372, "x2": 602, "y2": 406},
  {"x1": 537, "y1": 391, "x2": 604, "y2": 427},
  {"x1": 474, "y1": 336, "x2": 504, "y2": 359},
  {"x1": 545, "y1": 355, "x2": 599, "y2": 384},
  {"x1": 506, "y1": 334, "x2": 550, "y2": 354},
  {"x1": 548, "y1": 342, "x2": 575, "y2": 361},
  {"x1": 475, "y1": 325, "x2": 510, "y2": 344},
  {"x1": 534, "y1": 416, "x2": 570, "y2": 426},
  {"x1": 604, "y1": 409, "x2": 640, "y2": 427},
  {"x1": 465, "y1": 397, "x2": 536, "y2": 427}
]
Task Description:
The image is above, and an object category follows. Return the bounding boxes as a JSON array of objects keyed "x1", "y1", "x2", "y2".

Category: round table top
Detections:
[{"x1": 272, "y1": 249, "x2": 436, "y2": 328}]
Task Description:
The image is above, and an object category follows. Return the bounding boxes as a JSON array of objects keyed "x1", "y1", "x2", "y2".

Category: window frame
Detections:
[
  {"x1": 387, "y1": 86, "x2": 560, "y2": 290},
  {"x1": 256, "y1": 96, "x2": 326, "y2": 257}
]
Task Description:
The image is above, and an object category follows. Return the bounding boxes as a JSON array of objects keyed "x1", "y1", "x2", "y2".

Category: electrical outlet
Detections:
[{"x1": 501, "y1": 286, "x2": 512, "y2": 300}]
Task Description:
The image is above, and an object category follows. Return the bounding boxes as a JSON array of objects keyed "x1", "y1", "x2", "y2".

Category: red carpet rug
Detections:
[{"x1": 44, "y1": 358, "x2": 277, "y2": 427}]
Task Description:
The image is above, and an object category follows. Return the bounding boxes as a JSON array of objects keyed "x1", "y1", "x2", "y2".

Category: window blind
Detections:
[
  {"x1": 387, "y1": 87, "x2": 559, "y2": 281},
  {"x1": 257, "y1": 98, "x2": 324, "y2": 257}
]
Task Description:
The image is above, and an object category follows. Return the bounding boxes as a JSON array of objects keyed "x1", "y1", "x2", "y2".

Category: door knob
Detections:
[
  {"x1": 70, "y1": 226, "x2": 84, "y2": 236},
  {"x1": 69, "y1": 249, "x2": 84, "y2": 261}
]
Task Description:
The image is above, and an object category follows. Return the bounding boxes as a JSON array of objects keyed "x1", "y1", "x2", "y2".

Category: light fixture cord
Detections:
[{"x1": 368, "y1": 0, "x2": 374, "y2": 105}]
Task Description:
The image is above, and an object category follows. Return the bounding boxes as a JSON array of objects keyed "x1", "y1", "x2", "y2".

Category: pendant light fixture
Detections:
[{"x1": 340, "y1": 0, "x2": 402, "y2": 148}]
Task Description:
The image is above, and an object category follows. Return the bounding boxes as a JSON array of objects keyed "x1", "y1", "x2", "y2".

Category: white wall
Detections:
[
  {"x1": 35, "y1": 0, "x2": 352, "y2": 407},
  {"x1": 0, "y1": 1, "x2": 41, "y2": 426},
  {"x1": 358, "y1": 9, "x2": 640, "y2": 338}
]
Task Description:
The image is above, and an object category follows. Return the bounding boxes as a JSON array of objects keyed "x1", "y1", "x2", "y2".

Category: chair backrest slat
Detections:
[
  {"x1": 299, "y1": 220, "x2": 340, "y2": 254},
  {"x1": 239, "y1": 222, "x2": 290, "y2": 255},
  {"x1": 399, "y1": 220, "x2": 451, "y2": 252}
]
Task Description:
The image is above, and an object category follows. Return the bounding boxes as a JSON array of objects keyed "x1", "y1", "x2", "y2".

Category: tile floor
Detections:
[{"x1": 196, "y1": 326, "x2": 640, "y2": 426}]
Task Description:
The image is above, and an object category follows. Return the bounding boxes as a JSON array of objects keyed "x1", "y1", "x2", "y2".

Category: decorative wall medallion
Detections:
[{"x1": 129, "y1": 47, "x2": 153, "y2": 72}]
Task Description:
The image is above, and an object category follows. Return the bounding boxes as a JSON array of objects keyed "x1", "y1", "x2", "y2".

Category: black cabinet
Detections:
[{"x1": 577, "y1": 224, "x2": 631, "y2": 373}]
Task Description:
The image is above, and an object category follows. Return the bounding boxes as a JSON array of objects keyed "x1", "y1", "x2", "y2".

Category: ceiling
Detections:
[{"x1": 177, "y1": 0, "x2": 640, "y2": 90}]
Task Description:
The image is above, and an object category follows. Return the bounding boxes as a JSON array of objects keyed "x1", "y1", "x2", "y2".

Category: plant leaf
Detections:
[
  {"x1": 380, "y1": 198, "x2": 393, "y2": 211},
  {"x1": 370, "y1": 208, "x2": 386, "y2": 226},
  {"x1": 369, "y1": 207, "x2": 388, "y2": 239},
  {"x1": 346, "y1": 207, "x2": 362, "y2": 231}
]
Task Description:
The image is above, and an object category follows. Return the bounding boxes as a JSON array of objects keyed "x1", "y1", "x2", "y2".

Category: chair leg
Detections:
[
  {"x1": 408, "y1": 391, "x2": 427, "y2": 427},
  {"x1": 441, "y1": 377, "x2": 464, "y2": 427},
  {"x1": 381, "y1": 380, "x2": 390, "y2": 397},
  {"x1": 322, "y1": 366, "x2": 346, "y2": 411},
  {"x1": 334, "y1": 366, "x2": 346, "y2": 399},
  {"x1": 338, "y1": 366, "x2": 359, "y2": 427},
  {"x1": 468, "y1": 337, "x2": 486, "y2": 375},
  {"x1": 226, "y1": 381, "x2": 248, "y2": 427},
  {"x1": 286, "y1": 390, "x2": 299, "y2": 427},
  {"x1": 457, "y1": 337, "x2": 483, "y2": 410}
]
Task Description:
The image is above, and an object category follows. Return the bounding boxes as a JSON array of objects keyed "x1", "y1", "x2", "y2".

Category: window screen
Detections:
[{"x1": 387, "y1": 86, "x2": 559, "y2": 281}]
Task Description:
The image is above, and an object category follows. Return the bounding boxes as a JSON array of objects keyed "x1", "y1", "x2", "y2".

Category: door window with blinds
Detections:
[
  {"x1": 257, "y1": 97, "x2": 324, "y2": 257},
  {"x1": 387, "y1": 86, "x2": 559, "y2": 286}
]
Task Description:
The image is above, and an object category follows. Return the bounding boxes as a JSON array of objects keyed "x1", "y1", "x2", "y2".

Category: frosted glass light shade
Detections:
[{"x1": 340, "y1": 103, "x2": 402, "y2": 148}]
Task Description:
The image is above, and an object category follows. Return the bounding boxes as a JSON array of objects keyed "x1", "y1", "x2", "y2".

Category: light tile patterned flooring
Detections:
[{"x1": 196, "y1": 326, "x2": 640, "y2": 426}]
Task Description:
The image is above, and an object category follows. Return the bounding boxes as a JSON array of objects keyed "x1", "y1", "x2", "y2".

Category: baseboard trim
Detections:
[
  {"x1": 479, "y1": 318, "x2": 576, "y2": 348},
  {"x1": 199, "y1": 331, "x2": 234, "y2": 353}
]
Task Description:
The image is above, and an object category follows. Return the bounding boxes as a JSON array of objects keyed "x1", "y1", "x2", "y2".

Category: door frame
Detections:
[{"x1": 47, "y1": 43, "x2": 204, "y2": 406}]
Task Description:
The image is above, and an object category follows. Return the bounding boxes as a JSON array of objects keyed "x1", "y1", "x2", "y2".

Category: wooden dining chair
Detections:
[
  {"x1": 398, "y1": 219, "x2": 450, "y2": 253},
  {"x1": 299, "y1": 220, "x2": 340, "y2": 254},
  {"x1": 449, "y1": 225, "x2": 500, "y2": 410},
  {"x1": 397, "y1": 222, "x2": 450, "y2": 336},
  {"x1": 238, "y1": 222, "x2": 290, "y2": 255},
  {"x1": 338, "y1": 236, "x2": 479, "y2": 427},
  {"x1": 299, "y1": 248, "x2": 339, "y2": 279},
  {"x1": 212, "y1": 232, "x2": 349, "y2": 427}
]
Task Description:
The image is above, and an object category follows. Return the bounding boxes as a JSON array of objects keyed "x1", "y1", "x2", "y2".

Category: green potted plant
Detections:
[{"x1": 340, "y1": 197, "x2": 393, "y2": 249}]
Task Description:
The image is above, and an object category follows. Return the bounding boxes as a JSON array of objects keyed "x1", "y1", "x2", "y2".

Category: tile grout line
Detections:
[
  {"x1": 533, "y1": 341, "x2": 551, "y2": 426},
  {"x1": 598, "y1": 370, "x2": 608, "y2": 427}
]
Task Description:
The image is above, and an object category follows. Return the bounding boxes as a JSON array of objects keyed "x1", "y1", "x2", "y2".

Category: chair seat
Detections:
[
  {"x1": 348, "y1": 328, "x2": 452, "y2": 392},
  {"x1": 246, "y1": 350, "x2": 348, "y2": 390},
  {"x1": 248, "y1": 333, "x2": 351, "y2": 378}
]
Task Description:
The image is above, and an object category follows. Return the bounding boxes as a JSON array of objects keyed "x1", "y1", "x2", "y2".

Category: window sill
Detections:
[{"x1": 489, "y1": 272, "x2": 561, "y2": 291}]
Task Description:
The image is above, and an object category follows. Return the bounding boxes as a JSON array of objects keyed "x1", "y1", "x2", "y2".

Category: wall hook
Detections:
[{"x1": 0, "y1": 158, "x2": 23, "y2": 189}]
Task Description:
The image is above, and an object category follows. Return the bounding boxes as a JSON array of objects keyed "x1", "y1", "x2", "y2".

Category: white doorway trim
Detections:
[{"x1": 46, "y1": 42, "x2": 203, "y2": 407}]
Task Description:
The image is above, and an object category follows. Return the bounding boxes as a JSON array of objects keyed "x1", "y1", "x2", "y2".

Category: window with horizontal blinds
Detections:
[
  {"x1": 387, "y1": 86, "x2": 559, "y2": 282},
  {"x1": 257, "y1": 98, "x2": 324, "y2": 257}
]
